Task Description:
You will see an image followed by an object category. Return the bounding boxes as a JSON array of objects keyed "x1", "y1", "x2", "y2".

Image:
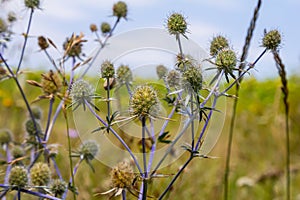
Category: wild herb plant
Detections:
[{"x1": 0, "y1": 0, "x2": 291, "y2": 199}]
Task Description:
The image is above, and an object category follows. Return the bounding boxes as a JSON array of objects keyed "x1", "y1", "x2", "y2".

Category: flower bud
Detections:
[
  {"x1": 262, "y1": 29, "x2": 281, "y2": 50},
  {"x1": 7, "y1": 12, "x2": 17, "y2": 23},
  {"x1": 215, "y1": 49, "x2": 237, "y2": 72},
  {"x1": 9, "y1": 166, "x2": 28, "y2": 187},
  {"x1": 12, "y1": 145, "x2": 25, "y2": 159},
  {"x1": 24, "y1": 0, "x2": 40, "y2": 9},
  {"x1": 110, "y1": 161, "x2": 134, "y2": 189},
  {"x1": 90, "y1": 24, "x2": 98, "y2": 32},
  {"x1": 50, "y1": 179, "x2": 67, "y2": 197},
  {"x1": 0, "y1": 129, "x2": 12, "y2": 145},
  {"x1": 130, "y1": 85, "x2": 160, "y2": 117},
  {"x1": 25, "y1": 118, "x2": 42, "y2": 136},
  {"x1": 167, "y1": 13, "x2": 187, "y2": 36},
  {"x1": 101, "y1": 60, "x2": 115, "y2": 78},
  {"x1": 31, "y1": 107, "x2": 42, "y2": 120},
  {"x1": 210, "y1": 35, "x2": 229, "y2": 56},
  {"x1": 30, "y1": 162, "x2": 51, "y2": 186},
  {"x1": 101, "y1": 22, "x2": 111, "y2": 34},
  {"x1": 113, "y1": 1, "x2": 128, "y2": 19},
  {"x1": 117, "y1": 65, "x2": 132, "y2": 84}
]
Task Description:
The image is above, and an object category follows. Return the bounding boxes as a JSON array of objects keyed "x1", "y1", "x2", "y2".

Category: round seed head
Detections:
[
  {"x1": 117, "y1": 65, "x2": 132, "y2": 84},
  {"x1": 262, "y1": 29, "x2": 281, "y2": 50},
  {"x1": 215, "y1": 49, "x2": 237, "y2": 72},
  {"x1": 24, "y1": 0, "x2": 40, "y2": 9},
  {"x1": 167, "y1": 13, "x2": 187, "y2": 36},
  {"x1": 101, "y1": 60, "x2": 115, "y2": 78},
  {"x1": 113, "y1": 1, "x2": 128, "y2": 19},
  {"x1": 182, "y1": 65, "x2": 202, "y2": 92},
  {"x1": 70, "y1": 80, "x2": 94, "y2": 103},
  {"x1": 110, "y1": 161, "x2": 134, "y2": 189},
  {"x1": 130, "y1": 85, "x2": 160, "y2": 117},
  {"x1": 25, "y1": 118, "x2": 42, "y2": 136},
  {"x1": 156, "y1": 65, "x2": 168, "y2": 79},
  {"x1": 101, "y1": 22, "x2": 111, "y2": 34},
  {"x1": 90, "y1": 24, "x2": 98, "y2": 32},
  {"x1": 30, "y1": 162, "x2": 51, "y2": 186},
  {"x1": 50, "y1": 179, "x2": 67, "y2": 197},
  {"x1": 41, "y1": 70, "x2": 62, "y2": 95},
  {"x1": 166, "y1": 70, "x2": 181, "y2": 88},
  {"x1": 210, "y1": 35, "x2": 229, "y2": 56},
  {"x1": 9, "y1": 166, "x2": 28, "y2": 187},
  {"x1": 79, "y1": 140, "x2": 99, "y2": 161},
  {"x1": 0, "y1": 129, "x2": 12, "y2": 144},
  {"x1": 38, "y1": 36, "x2": 49, "y2": 50}
]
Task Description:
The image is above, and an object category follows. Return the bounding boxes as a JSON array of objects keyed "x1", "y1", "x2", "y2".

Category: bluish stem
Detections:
[
  {"x1": 4, "y1": 145, "x2": 11, "y2": 185},
  {"x1": 141, "y1": 117, "x2": 148, "y2": 200},
  {"x1": 79, "y1": 18, "x2": 120, "y2": 79},
  {"x1": 16, "y1": 9, "x2": 34, "y2": 73},
  {"x1": 85, "y1": 100, "x2": 143, "y2": 174},
  {"x1": 150, "y1": 115, "x2": 195, "y2": 176}
]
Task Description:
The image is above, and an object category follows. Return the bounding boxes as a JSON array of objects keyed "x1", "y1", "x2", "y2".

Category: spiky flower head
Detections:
[
  {"x1": 262, "y1": 29, "x2": 281, "y2": 50},
  {"x1": 31, "y1": 107, "x2": 42, "y2": 120},
  {"x1": 167, "y1": 70, "x2": 181, "y2": 88},
  {"x1": 25, "y1": 118, "x2": 42, "y2": 136},
  {"x1": 113, "y1": 1, "x2": 128, "y2": 19},
  {"x1": 130, "y1": 85, "x2": 160, "y2": 117},
  {"x1": 50, "y1": 179, "x2": 67, "y2": 197},
  {"x1": 110, "y1": 161, "x2": 134, "y2": 189},
  {"x1": 79, "y1": 140, "x2": 99, "y2": 161},
  {"x1": 156, "y1": 65, "x2": 168, "y2": 79},
  {"x1": 12, "y1": 145, "x2": 25, "y2": 159},
  {"x1": 30, "y1": 162, "x2": 51, "y2": 186},
  {"x1": 101, "y1": 60, "x2": 115, "y2": 78},
  {"x1": 182, "y1": 65, "x2": 202, "y2": 92},
  {"x1": 24, "y1": 0, "x2": 40, "y2": 9},
  {"x1": 38, "y1": 36, "x2": 49, "y2": 50},
  {"x1": 0, "y1": 129, "x2": 12, "y2": 145},
  {"x1": 210, "y1": 35, "x2": 229, "y2": 56},
  {"x1": 90, "y1": 24, "x2": 98, "y2": 32},
  {"x1": 41, "y1": 70, "x2": 62, "y2": 95},
  {"x1": 215, "y1": 49, "x2": 237, "y2": 72},
  {"x1": 70, "y1": 80, "x2": 94, "y2": 104},
  {"x1": 0, "y1": 18, "x2": 7, "y2": 33},
  {"x1": 101, "y1": 22, "x2": 111, "y2": 34},
  {"x1": 117, "y1": 65, "x2": 132, "y2": 84},
  {"x1": 167, "y1": 13, "x2": 188, "y2": 36},
  {"x1": 9, "y1": 166, "x2": 28, "y2": 187}
]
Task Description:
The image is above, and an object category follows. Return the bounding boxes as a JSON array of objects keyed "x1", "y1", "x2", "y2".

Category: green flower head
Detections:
[
  {"x1": 167, "y1": 13, "x2": 188, "y2": 36},
  {"x1": 262, "y1": 29, "x2": 281, "y2": 50}
]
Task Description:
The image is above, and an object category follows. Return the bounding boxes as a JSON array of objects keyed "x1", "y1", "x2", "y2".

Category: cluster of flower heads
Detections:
[{"x1": 8, "y1": 162, "x2": 67, "y2": 197}]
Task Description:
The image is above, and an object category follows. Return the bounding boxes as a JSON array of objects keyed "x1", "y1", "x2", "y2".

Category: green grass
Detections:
[{"x1": 0, "y1": 73, "x2": 299, "y2": 199}]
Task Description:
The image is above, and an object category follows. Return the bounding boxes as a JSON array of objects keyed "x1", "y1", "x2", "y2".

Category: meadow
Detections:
[{"x1": 0, "y1": 0, "x2": 298, "y2": 199}]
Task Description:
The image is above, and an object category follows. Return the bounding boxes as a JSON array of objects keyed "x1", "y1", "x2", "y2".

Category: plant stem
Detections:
[
  {"x1": 16, "y1": 9, "x2": 34, "y2": 73},
  {"x1": 158, "y1": 155, "x2": 193, "y2": 200},
  {"x1": 85, "y1": 100, "x2": 143, "y2": 174},
  {"x1": 64, "y1": 110, "x2": 77, "y2": 200},
  {"x1": 141, "y1": 117, "x2": 148, "y2": 200},
  {"x1": 106, "y1": 77, "x2": 111, "y2": 133},
  {"x1": 272, "y1": 51, "x2": 290, "y2": 200}
]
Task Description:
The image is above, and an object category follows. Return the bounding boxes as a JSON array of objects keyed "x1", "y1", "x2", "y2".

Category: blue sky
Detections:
[{"x1": 1, "y1": 0, "x2": 299, "y2": 80}]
